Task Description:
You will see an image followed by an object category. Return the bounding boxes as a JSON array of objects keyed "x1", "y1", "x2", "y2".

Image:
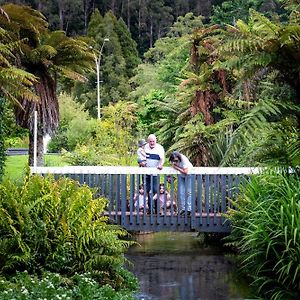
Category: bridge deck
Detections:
[
  {"x1": 31, "y1": 166, "x2": 259, "y2": 232},
  {"x1": 104, "y1": 212, "x2": 229, "y2": 232}
]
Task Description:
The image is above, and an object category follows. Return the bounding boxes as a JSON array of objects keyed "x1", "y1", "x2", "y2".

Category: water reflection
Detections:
[{"x1": 126, "y1": 232, "x2": 252, "y2": 300}]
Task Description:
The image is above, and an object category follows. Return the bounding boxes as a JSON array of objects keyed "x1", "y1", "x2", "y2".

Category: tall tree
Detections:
[
  {"x1": 1, "y1": 3, "x2": 94, "y2": 166},
  {"x1": 75, "y1": 9, "x2": 139, "y2": 116},
  {"x1": 115, "y1": 17, "x2": 140, "y2": 78},
  {"x1": 0, "y1": 4, "x2": 38, "y2": 177},
  {"x1": 213, "y1": 6, "x2": 300, "y2": 165}
]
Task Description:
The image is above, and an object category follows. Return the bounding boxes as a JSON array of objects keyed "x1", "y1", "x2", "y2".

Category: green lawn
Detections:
[{"x1": 4, "y1": 154, "x2": 66, "y2": 181}]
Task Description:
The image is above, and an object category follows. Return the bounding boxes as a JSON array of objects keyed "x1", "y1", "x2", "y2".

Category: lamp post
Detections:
[{"x1": 95, "y1": 38, "x2": 109, "y2": 119}]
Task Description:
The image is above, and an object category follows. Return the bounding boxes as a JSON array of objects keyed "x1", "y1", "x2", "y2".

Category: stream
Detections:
[{"x1": 125, "y1": 232, "x2": 253, "y2": 300}]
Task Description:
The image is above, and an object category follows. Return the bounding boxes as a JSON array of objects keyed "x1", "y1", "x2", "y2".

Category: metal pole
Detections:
[
  {"x1": 33, "y1": 110, "x2": 37, "y2": 169},
  {"x1": 96, "y1": 57, "x2": 100, "y2": 119},
  {"x1": 96, "y1": 38, "x2": 109, "y2": 120}
]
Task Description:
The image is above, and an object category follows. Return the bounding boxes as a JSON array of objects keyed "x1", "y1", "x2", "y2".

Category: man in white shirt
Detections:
[{"x1": 143, "y1": 134, "x2": 165, "y2": 212}]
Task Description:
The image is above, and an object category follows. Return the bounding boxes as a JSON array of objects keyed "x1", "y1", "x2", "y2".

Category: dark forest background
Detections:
[{"x1": 0, "y1": 0, "x2": 230, "y2": 54}]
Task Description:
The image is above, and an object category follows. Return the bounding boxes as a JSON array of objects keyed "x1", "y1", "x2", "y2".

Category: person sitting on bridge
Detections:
[
  {"x1": 153, "y1": 183, "x2": 177, "y2": 215},
  {"x1": 134, "y1": 184, "x2": 148, "y2": 212}
]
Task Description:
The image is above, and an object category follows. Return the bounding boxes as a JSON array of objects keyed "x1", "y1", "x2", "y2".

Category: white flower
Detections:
[
  {"x1": 21, "y1": 286, "x2": 29, "y2": 294},
  {"x1": 47, "y1": 282, "x2": 55, "y2": 289}
]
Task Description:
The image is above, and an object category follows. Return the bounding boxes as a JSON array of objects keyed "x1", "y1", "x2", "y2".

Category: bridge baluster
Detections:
[{"x1": 31, "y1": 166, "x2": 259, "y2": 233}]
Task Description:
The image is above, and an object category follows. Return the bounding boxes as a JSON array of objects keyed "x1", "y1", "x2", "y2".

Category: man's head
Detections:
[{"x1": 147, "y1": 134, "x2": 157, "y2": 149}]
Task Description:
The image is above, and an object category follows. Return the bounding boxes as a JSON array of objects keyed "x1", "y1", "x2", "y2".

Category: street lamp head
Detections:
[{"x1": 104, "y1": 38, "x2": 109, "y2": 42}]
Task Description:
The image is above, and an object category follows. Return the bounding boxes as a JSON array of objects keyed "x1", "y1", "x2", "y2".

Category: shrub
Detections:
[
  {"x1": 0, "y1": 174, "x2": 134, "y2": 290},
  {"x1": 0, "y1": 270, "x2": 137, "y2": 299},
  {"x1": 47, "y1": 94, "x2": 96, "y2": 153},
  {"x1": 64, "y1": 101, "x2": 137, "y2": 166},
  {"x1": 225, "y1": 169, "x2": 300, "y2": 300}
]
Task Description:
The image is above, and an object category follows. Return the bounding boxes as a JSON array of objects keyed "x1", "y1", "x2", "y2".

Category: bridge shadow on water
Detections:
[{"x1": 125, "y1": 232, "x2": 254, "y2": 300}]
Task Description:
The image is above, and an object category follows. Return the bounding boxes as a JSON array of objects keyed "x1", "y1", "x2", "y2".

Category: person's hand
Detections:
[
  {"x1": 139, "y1": 162, "x2": 147, "y2": 167},
  {"x1": 157, "y1": 164, "x2": 163, "y2": 170},
  {"x1": 172, "y1": 162, "x2": 179, "y2": 168}
]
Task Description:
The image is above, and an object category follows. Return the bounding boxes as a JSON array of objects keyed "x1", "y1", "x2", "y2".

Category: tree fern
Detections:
[{"x1": 221, "y1": 97, "x2": 299, "y2": 166}]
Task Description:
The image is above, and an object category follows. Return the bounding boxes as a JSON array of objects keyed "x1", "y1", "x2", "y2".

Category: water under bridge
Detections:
[{"x1": 31, "y1": 166, "x2": 259, "y2": 233}]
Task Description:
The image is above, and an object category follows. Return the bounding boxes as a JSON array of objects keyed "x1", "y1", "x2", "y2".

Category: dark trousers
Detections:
[{"x1": 146, "y1": 175, "x2": 158, "y2": 212}]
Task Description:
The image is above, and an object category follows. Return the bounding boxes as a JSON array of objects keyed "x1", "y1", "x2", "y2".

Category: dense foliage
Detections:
[
  {"x1": 131, "y1": 1, "x2": 300, "y2": 167},
  {"x1": 47, "y1": 94, "x2": 96, "y2": 152},
  {"x1": 2, "y1": 0, "x2": 223, "y2": 54},
  {"x1": 225, "y1": 170, "x2": 300, "y2": 300},
  {"x1": 65, "y1": 101, "x2": 137, "y2": 166},
  {"x1": 0, "y1": 174, "x2": 135, "y2": 290},
  {"x1": 1, "y1": 1, "x2": 300, "y2": 299}
]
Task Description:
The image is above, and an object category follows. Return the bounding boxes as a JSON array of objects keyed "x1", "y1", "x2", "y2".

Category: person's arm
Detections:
[
  {"x1": 157, "y1": 146, "x2": 165, "y2": 170},
  {"x1": 166, "y1": 192, "x2": 170, "y2": 200},
  {"x1": 172, "y1": 163, "x2": 189, "y2": 175}
]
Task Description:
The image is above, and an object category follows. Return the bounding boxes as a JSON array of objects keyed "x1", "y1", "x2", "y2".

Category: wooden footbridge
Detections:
[{"x1": 31, "y1": 166, "x2": 259, "y2": 233}]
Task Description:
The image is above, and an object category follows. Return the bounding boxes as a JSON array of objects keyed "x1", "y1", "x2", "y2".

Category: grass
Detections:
[{"x1": 4, "y1": 154, "x2": 67, "y2": 181}]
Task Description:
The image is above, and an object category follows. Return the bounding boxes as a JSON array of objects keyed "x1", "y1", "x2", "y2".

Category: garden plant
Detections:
[
  {"x1": 0, "y1": 174, "x2": 138, "y2": 299},
  {"x1": 225, "y1": 169, "x2": 300, "y2": 300}
]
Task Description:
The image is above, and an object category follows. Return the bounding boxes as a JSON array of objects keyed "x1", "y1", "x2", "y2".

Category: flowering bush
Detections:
[{"x1": 0, "y1": 271, "x2": 137, "y2": 299}]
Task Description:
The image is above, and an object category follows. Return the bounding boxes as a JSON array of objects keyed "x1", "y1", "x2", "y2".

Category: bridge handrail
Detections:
[
  {"x1": 29, "y1": 165, "x2": 264, "y2": 232},
  {"x1": 31, "y1": 166, "x2": 262, "y2": 175}
]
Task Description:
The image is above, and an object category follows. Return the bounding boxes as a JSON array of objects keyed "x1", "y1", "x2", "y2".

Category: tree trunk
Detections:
[
  {"x1": 28, "y1": 128, "x2": 44, "y2": 166},
  {"x1": 37, "y1": 0, "x2": 43, "y2": 11},
  {"x1": 15, "y1": 68, "x2": 59, "y2": 167},
  {"x1": 110, "y1": 0, "x2": 116, "y2": 14},
  {"x1": 83, "y1": 0, "x2": 89, "y2": 34},
  {"x1": 58, "y1": 0, "x2": 65, "y2": 30},
  {"x1": 149, "y1": 17, "x2": 153, "y2": 48},
  {"x1": 138, "y1": 0, "x2": 141, "y2": 39},
  {"x1": 127, "y1": 0, "x2": 130, "y2": 30}
]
